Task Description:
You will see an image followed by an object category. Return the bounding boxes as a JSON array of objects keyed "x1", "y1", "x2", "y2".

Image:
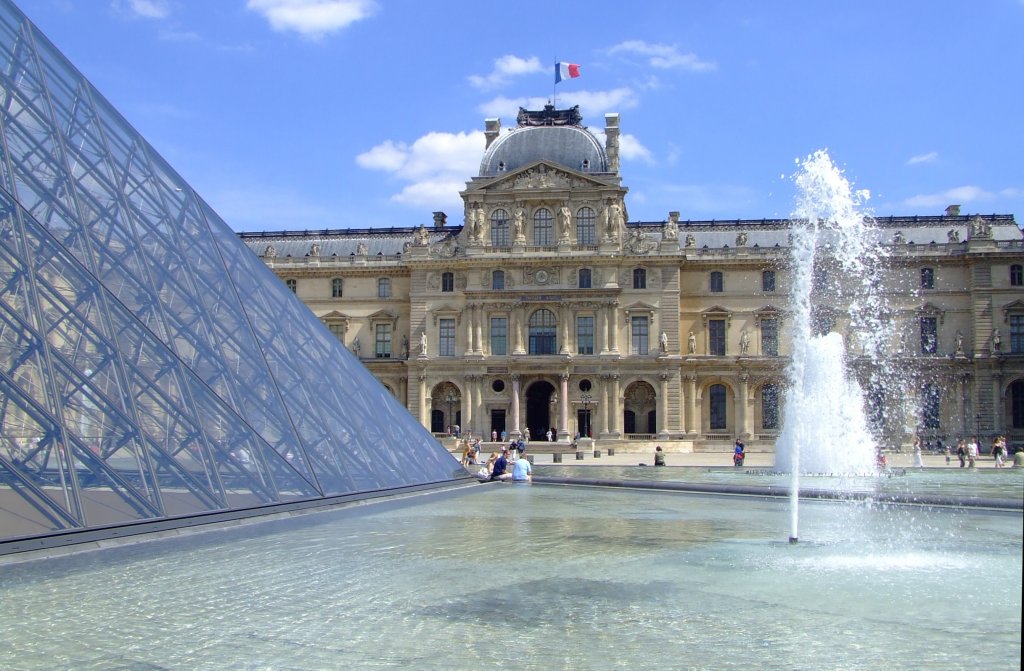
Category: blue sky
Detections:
[{"x1": 19, "y1": 0, "x2": 1024, "y2": 232}]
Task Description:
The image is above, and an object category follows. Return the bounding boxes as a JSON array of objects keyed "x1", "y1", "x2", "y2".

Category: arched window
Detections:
[
  {"x1": 921, "y1": 383, "x2": 941, "y2": 429},
  {"x1": 377, "y1": 277, "x2": 391, "y2": 298},
  {"x1": 710, "y1": 271, "x2": 724, "y2": 293},
  {"x1": 709, "y1": 384, "x2": 727, "y2": 430},
  {"x1": 331, "y1": 277, "x2": 343, "y2": 298},
  {"x1": 285, "y1": 278, "x2": 297, "y2": 293},
  {"x1": 1011, "y1": 264, "x2": 1023, "y2": 287},
  {"x1": 576, "y1": 206, "x2": 596, "y2": 245},
  {"x1": 528, "y1": 309, "x2": 557, "y2": 354},
  {"x1": 920, "y1": 267, "x2": 935, "y2": 290},
  {"x1": 492, "y1": 270, "x2": 505, "y2": 290},
  {"x1": 491, "y1": 209, "x2": 509, "y2": 247},
  {"x1": 533, "y1": 208, "x2": 553, "y2": 246},
  {"x1": 633, "y1": 268, "x2": 646, "y2": 289},
  {"x1": 1011, "y1": 379, "x2": 1024, "y2": 429},
  {"x1": 578, "y1": 268, "x2": 592, "y2": 288},
  {"x1": 762, "y1": 383, "x2": 780, "y2": 430},
  {"x1": 441, "y1": 271, "x2": 454, "y2": 292}
]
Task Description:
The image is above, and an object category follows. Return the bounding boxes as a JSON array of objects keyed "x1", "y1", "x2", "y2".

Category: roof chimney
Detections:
[
  {"x1": 604, "y1": 113, "x2": 620, "y2": 174},
  {"x1": 945, "y1": 204, "x2": 961, "y2": 217},
  {"x1": 432, "y1": 211, "x2": 447, "y2": 229},
  {"x1": 484, "y1": 118, "x2": 501, "y2": 149}
]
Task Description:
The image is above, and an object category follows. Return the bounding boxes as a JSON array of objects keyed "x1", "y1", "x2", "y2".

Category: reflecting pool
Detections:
[{"x1": 1, "y1": 484, "x2": 1020, "y2": 670}]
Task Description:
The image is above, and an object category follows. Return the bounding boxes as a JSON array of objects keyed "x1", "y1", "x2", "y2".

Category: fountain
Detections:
[{"x1": 775, "y1": 151, "x2": 899, "y2": 542}]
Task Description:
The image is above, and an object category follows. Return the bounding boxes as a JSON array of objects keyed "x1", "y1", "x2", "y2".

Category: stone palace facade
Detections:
[{"x1": 239, "y1": 106, "x2": 1024, "y2": 452}]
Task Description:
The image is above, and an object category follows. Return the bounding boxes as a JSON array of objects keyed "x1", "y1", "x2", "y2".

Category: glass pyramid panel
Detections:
[{"x1": 0, "y1": 0, "x2": 466, "y2": 549}]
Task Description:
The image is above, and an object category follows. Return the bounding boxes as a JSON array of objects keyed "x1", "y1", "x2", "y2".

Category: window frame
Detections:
[
  {"x1": 331, "y1": 277, "x2": 343, "y2": 298},
  {"x1": 710, "y1": 271, "x2": 724, "y2": 293},
  {"x1": 439, "y1": 318, "x2": 456, "y2": 357},
  {"x1": 632, "y1": 267, "x2": 646, "y2": 289},
  {"x1": 441, "y1": 271, "x2": 454, "y2": 293},
  {"x1": 491, "y1": 269, "x2": 505, "y2": 290},
  {"x1": 490, "y1": 208, "x2": 510, "y2": 247},
  {"x1": 374, "y1": 323, "x2": 392, "y2": 358},
  {"x1": 920, "y1": 267, "x2": 935, "y2": 290},
  {"x1": 576, "y1": 206, "x2": 596, "y2": 245},
  {"x1": 578, "y1": 268, "x2": 592, "y2": 289},
  {"x1": 1010, "y1": 264, "x2": 1023, "y2": 287},
  {"x1": 490, "y1": 316, "x2": 507, "y2": 356},
  {"x1": 377, "y1": 277, "x2": 391, "y2": 298},
  {"x1": 708, "y1": 319, "x2": 726, "y2": 355},
  {"x1": 761, "y1": 270, "x2": 776, "y2": 292},
  {"x1": 285, "y1": 278, "x2": 297, "y2": 293},
  {"x1": 631, "y1": 316, "x2": 649, "y2": 355},
  {"x1": 533, "y1": 208, "x2": 553, "y2": 246},
  {"x1": 528, "y1": 308, "x2": 557, "y2": 355},
  {"x1": 576, "y1": 315, "x2": 594, "y2": 355}
]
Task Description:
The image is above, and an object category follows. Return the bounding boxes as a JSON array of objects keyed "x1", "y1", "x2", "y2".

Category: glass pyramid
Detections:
[{"x1": 0, "y1": 0, "x2": 465, "y2": 551}]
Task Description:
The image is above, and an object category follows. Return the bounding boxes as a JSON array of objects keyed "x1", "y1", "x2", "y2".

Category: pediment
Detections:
[
  {"x1": 701, "y1": 305, "x2": 731, "y2": 315},
  {"x1": 321, "y1": 310, "x2": 349, "y2": 321},
  {"x1": 467, "y1": 160, "x2": 611, "y2": 194},
  {"x1": 623, "y1": 300, "x2": 657, "y2": 313},
  {"x1": 1002, "y1": 299, "x2": 1024, "y2": 319},
  {"x1": 368, "y1": 309, "x2": 399, "y2": 324}
]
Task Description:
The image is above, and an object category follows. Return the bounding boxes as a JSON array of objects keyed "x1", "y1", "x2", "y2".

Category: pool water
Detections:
[{"x1": 1, "y1": 484, "x2": 1020, "y2": 670}]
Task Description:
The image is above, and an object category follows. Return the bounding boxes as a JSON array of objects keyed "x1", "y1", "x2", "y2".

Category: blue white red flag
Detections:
[{"x1": 555, "y1": 62, "x2": 581, "y2": 84}]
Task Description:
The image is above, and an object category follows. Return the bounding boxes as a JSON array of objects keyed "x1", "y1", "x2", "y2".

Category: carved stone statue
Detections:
[
  {"x1": 414, "y1": 224, "x2": 430, "y2": 246},
  {"x1": 970, "y1": 215, "x2": 991, "y2": 238},
  {"x1": 684, "y1": 233, "x2": 696, "y2": 248},
  {"x1": 659, "y1": 331, "x2": 669, "y2": 353},
  {"x1": 947, "y1": 228, "x2": 960, "y2": 243},
  {"x1": 688, "y1": 330, "x2": 696, "y2": 354},
  {"x1": 893, "y1": 230, "x2": 905, "y2": 244},
  {"x1": 419, "y1": 330, "x2": 428, "y2": 356},
  {"x1": 557, "y1": 205, "x2": 572, "y2": 241},
  {"x1": 739, "y1": 330, "x2": 750, "y2": 355},
  {"x1": 662, "y1": 213, "x2": 678, "y2": 240},
  {"x1": 955, "y1": 331, "x2": 965, "y2": 356},
  {"x1": 736, "y1": 231, "x2": 748, "y2": 247},
  {"x1": 606, "y1": 200, "x2": 625, "y2": 239},
  {"x1": 309, "y1": 243, "x2": 320, "y2": 257},
  {"x1": 512, "y1": 205, "x2": 526, "y2": 242},
  {"x1": 992, "y1": 328, "x2": 1001, "y2": 352},
  {"x1": 352, "y1": 337, "x2": 361, "y2": 356},
  {"x1": 264, "y1": 244, "x2": 277, "y2": 258},
  {"x1": 401, "y1": 334, "x2": 409, "y2": 358},
  {"x1": 356, "y1": 241, "x2": 368, "y2": 255}
]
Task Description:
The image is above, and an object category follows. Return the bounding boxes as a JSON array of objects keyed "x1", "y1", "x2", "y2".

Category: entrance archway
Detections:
[{"x1": 525, "y1": 380, "x2": 556, "y2": 441}]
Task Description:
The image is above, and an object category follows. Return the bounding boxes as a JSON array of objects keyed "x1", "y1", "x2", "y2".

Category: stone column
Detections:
[
  {"x1": 399, "y1": 376, "x2": 408, "y2": 408},
  {"x1": 610, "y1": 373, "x2": 621, "y2": 436},
  {"x1": 598, "y1": 304, "x2": 609, "y2": 354},
  {"x1": 608, "y1": 302, "x2": 620, "y2": 353},
  {"x1": 598, "y1": 374, "x2": 610, "y2": 437},
  {"x1": 738, "y1": 373, "x2": 751, "y2": 439},
  {"x1": 686, "y1": 374, "x2": 698, "y2": 435},
  {"x1": 511, "y1": 374, "x2": 521, "y2": 437},
  {"x1": 475, "y1": 306, "x2": 484, "y2": 354},
  {"x1": 559, "y1": 372, "x2": 570, "y2": 440},
  {"x1": 462, "y1": 375, "x2": 473, "y2": 437},
  {"x1": 513, "y1": 305, "x2": 525, "y2": 354},
  {"x1": 418, "y1": 373, "x2": 428, "y2": 427},
  {"x1": 658, "y1": 372, "x2": 670, "y2": 437},
  {"x1": 465, "y1": 305, "x2": 475, "y2": 356},
  {"x1": 559, "y1": 302, "x2": 571, "y2": 355}
]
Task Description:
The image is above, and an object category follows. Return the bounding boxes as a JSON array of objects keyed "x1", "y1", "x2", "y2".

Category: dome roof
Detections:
[{"x1": 479, "y1": 124, "x2": 608, "y2": 177}]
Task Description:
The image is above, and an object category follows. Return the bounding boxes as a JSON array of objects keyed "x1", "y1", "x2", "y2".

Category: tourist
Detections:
[
  {"x1": 956, "y1": 439, "x2": 966, "y2": 468},
  {"x1": 491, "y1": 429, "x2": 497, "y2": 442},
  {"x1": 511, "y1": 449, "x2": 532, "y2": 482},
  {"x1": 483, "y1": 451, "x2": 499, "y2": 478},
  {"x1": 911, "y1": 436, "x2": 924, "y2": 468},
  {"x1": 489, "y1": 449, "x2": 512, "y2": 481},
  {"x1": 524, "y1": 428, "x2": 531, "y2": 442},
  {"x1": 991, "y1": 436, "x2": 1006, "y2": 468},
  {"x1": 654, "y1": 445, "x2": 666, "y2": 467},
  {"x1": 545, "y1": 428, "x2": 552, "y2": 442},
  {"x1": 967, "y1": 437, "x2": 979, "y2": 468},
  {"x1": 733, "y1": 439, "x2": 745, "y2": 467},
  {"x1": 460, "y1": 441, "x2": 473, "y2": 466}
]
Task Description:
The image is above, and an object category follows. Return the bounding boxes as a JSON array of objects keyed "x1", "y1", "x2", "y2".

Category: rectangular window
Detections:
[
  {"x1": 375, "y1": 323, "x2": 392, "y2": 358},
  {"x1": 578, "y1": 268, "x2": 592, "y2": 289},
  {"x1": 327, "y1": 323, "x2": 345, "y2": 343},
  {"x1": 285, "y1": 278, "x2": 297, "y2": 293},
  {"x1": 633, "y1": 268, "x2": 646, "y2": 289},
  {"x1": 631, "y1": 316, "x2": 649, "y2": 355},
  {"x1": 577, "y1": 316, "x2": 594, "y2": 355},
  {"x1": 1011, "y1": 264, "x2": 1023, "y2": 287},
  {"x1": 1011, "y1": 315, "x2": 1024, "y2": 354},
  {"x1": 710, "y1": 271, "x2": 723, "y2": 293},
  {"x1": 920, "y1": 267, "x2": 935, "y2": 290},
  {"x1": 762, "y1": 270, "x2": 775, "y2": 292},
  {"x1": 709, "y1": 319, "x2": 726, "y2": 355},
  {"x1": 490, "y1": 317, "x2": 507, "y2": 356},
  {"x1": 377, "y1": 278, "x2": 391, "y2": 298},
  {"x1": 439, "y1": 318, "x2": 456, "y2": 357},
  {"x1": 920, "y1": 317, "x2": 938, "y2": 354},
  {"x1": 761, "y1": 318, "x2": 778, "y2": 356}
]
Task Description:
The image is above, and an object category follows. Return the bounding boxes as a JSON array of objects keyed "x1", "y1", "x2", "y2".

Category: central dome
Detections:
[{"x1": 479, "y1": 105, "x2": 609, "y2": 177}]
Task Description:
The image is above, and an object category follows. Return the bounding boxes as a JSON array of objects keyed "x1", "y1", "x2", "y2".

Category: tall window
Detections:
[
  {"x1": 762, "y1": 270, "x2": 776, "y2": 292},
  {"x1": 920, "y1": 317, "x2": 938, "y2": 354},
  {"x1": 578, "y1": 268, "x2": 592, "y2": 289},
  {"x1": 490, "y1": 209, "x2": 510, "y2": 247},
  {"x1": 439, "y1": 318, "x2": 456, "y2": 356},
  {"x1": 441, "y1": 271, "x2": 454, "y2": 292},
  {"x1": 528, "y1": 309, "x2": 557, "y2": 354},
  {"x1": 761, "y1": 318, "x2": 779, "y2": 356},
  {"x1": 920, "y1": 267, "x2": 935, "y2": 290},
  {"x1": 375, "y1": 324, "x2": 392, "y2": 358},
  {"x1": 285, "y1": 278, "x2": 297, "y2": 293},
  {"x1": 377, "y1": 277, "x2": 391, "y2": 298},
  {"x1": 533, "y1": 208, "x2": 553, "y2": 246},
  {"x1": 762, "y1": 383, "x2": 780, "y2": 430},
  {"x1": 1011, "y1": 264, "x2": 1023, "y2": 287},
  {"x1": 490, "y1": 317, "x2": 507, "y2": 356},
  {"x1": 576, "y1": 316, "x2": 594, "y2": 355},
  {"x1": 576, "y1": 206, "x2": 596, "y2": 245},
  {"x1": 331, "y1": 277, "x2": 344, "y2": 298},
  {"x1": 709, "y1": 319, "x2": 726, "y2": 355},
  {"x1": 1011, "y1": 315, "x2": 1024, "y2": 354},
  {"x1": 1012, "y1": 380, "x2": 1024, "y2": 429},
  {"x1": 631, "y1": 316, "x2": 649, "y2": 355},
  {"x1": 492, "y1": 270, "x2": 504, "y2": 290},
  {"x1": 327, "y1": 322, "x2": 345, "y2": 343},
  {"x1": 921, "y1": 383, "x2": 940, "y2": 429},
  {"x1": 633, "y1": 268, "x2": 646, "y2": 289},
  {"x1": 709, "y1": 384, "x2": 727, "y2": 430},
  {"x1": 710, "y1": 271, "x2": 723, "y2": 293}
]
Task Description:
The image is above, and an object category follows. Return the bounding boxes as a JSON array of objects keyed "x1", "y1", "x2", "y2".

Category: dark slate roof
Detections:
[
  {"x1": 238, "y1": 227, "x2": 457, "y2": 258},
  {"x1": 479, "y1": 124, "x2": 608, "y2": 177}
]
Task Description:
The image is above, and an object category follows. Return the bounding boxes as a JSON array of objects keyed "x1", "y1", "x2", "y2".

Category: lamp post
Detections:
[
  {"x1": 446, "y1": 391, "x2": 459, "y2": 436},
  {"x1": 580, "y1": 392, "x2": 592, "y2": 438}
]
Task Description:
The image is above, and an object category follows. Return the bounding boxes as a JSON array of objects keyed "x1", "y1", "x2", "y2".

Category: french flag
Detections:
[{"x1": 555, "y1": 62, "x2": 581, "y2": 84}]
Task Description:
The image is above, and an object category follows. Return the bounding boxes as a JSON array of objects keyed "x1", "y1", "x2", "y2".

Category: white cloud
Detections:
[
  {"x1": 478, "y1": 88, "x2": 638, "y2": 123},
  {"x1": 619, "y1": 133, "x2": 653, "y2": 163},
  {"x1": 468, "y1": 55, "x2": 545, "y2": 90},
  {"x1": 356, "y1": 131, "x2": 485, "y2": 208},
  {"x1": 660, "y1": 183, "x2": 759, "y2": 214},
  {"x1": 246, "y1": 0, "x2": 377, "y2": 38},
  {"x1": 906, "y1": 151, "x2": 938, "y2": 165},
  {"x1": 113, "y1": 0, "x2": 171, "y2": 19},
  {"x1": 609, "y1": 40, "x2": 716, "y2": 72},
  {"x1": 902, "y1": 185, "x2": 994, "y2": 209},
  {"x1": 477, "y1": 95, "x2": 550, "y2": 120}
]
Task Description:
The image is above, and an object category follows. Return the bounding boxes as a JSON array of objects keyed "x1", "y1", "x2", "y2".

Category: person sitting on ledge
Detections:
[
  {"x1": 654, "y1": 445, "x2": 666, "y2": 467},
  {"x1": 733, "y1": 439, "x2": 745, "y2": 467},
  {"x1": 489, "y1": 449, "x2": 512, "y2": 481},
  {"x1": 511, "y1": 448, "x2": 532, "y2": 483}
]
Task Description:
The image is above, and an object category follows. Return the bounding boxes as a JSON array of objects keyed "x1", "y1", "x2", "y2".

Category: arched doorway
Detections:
[
  {"x1": 525, "y1": 380, "x2": 556, "y2": 441},
  {"x1": 623, "y1": 381, "x2": 656, "y2": 435}
]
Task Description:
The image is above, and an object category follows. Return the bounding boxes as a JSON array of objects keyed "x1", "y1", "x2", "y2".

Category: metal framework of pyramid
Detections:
[{"x1": 0, "y1": 0, "x2": 464, "y2": 552}]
